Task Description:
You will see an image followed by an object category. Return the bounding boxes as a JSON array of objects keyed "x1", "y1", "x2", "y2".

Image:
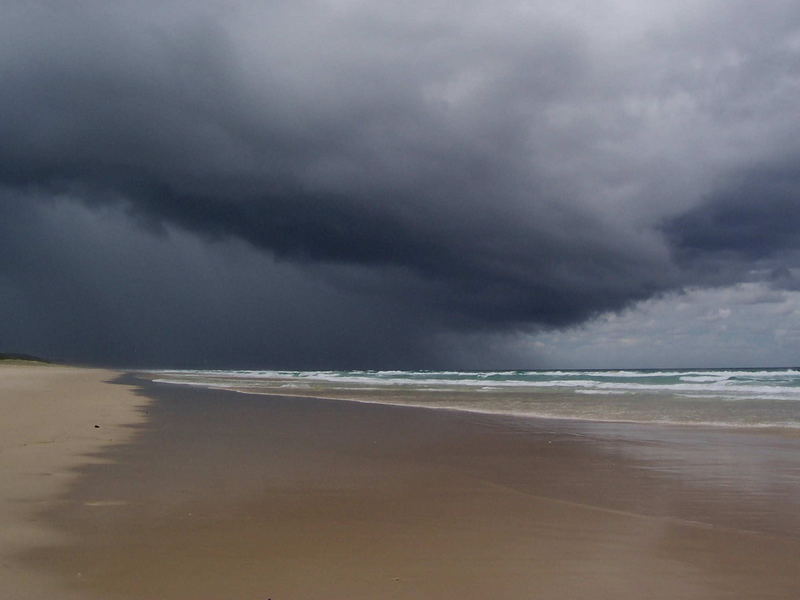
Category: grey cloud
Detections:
[
  {"x1": 0, "y1": 195, "x2": 451, "y2": 368},
  {"x1": 665, "y1": 166, "x2": 800, "y2": 258},
  {"x1": 662, "y1": 164, "x2": 800, "y2": 289},
  {"x1": 2, "y1": 0, "x2": 800, "y2": 366}
]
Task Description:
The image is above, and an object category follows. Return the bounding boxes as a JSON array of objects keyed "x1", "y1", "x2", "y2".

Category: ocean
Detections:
[{"x1": 149, "y1": 368, "x2": 800, "y2": 430}]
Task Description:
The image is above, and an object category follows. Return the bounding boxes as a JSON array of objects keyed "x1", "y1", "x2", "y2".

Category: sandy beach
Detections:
[
  {"x1": 3, "y1": 367, "x2": 800, "y2": 599},
  {"x1": 0, "y1": 365, "x2": 149, "y2": 599}
]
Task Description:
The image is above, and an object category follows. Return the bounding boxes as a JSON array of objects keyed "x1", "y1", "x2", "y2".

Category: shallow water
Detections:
[{"x1": 150, "y1": 367, "x2": 800, "y2": 429}]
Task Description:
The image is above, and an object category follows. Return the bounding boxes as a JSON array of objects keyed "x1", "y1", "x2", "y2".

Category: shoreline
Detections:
[
  {"x1": 144, "y1": 368, "x2": 800, "y2": 434},
  {"x1": 4, "y1": 370, "x2": 800, "y2": 598},
  {"x1": 147, "y1": 374, "x2": 800, "y2": 437}
]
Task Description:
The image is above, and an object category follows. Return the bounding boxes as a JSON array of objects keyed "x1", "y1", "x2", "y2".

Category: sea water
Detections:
[{"x1": 150, "y1": 368, "x2": 800, "y2": 429}]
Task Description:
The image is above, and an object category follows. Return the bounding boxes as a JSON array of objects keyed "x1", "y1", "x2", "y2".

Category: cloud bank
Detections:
[{"x1": 2, "y1": 0, "x2": 800, "y2": 366}]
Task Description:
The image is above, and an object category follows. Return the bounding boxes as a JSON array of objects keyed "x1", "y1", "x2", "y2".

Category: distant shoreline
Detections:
[{"x1": 0, "y1": 352, "x2": 53, "y2": 365}]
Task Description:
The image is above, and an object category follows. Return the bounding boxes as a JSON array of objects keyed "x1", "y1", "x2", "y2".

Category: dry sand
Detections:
[
  {"x1": 3, "y1": 368, "x2": 800, "y2": 599},
  {"x1": 0, "y1": 365, "x2": 148, "y2": 599}
]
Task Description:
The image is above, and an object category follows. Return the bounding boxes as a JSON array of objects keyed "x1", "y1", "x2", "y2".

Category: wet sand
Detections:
[{"x1": 5, "y1": 372, "x2": 798, "y2": 599}]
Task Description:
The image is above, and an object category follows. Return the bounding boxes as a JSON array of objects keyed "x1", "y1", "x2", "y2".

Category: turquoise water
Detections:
[{"x1": 150, "y1": 368, "x2": 800, "y2": 429}]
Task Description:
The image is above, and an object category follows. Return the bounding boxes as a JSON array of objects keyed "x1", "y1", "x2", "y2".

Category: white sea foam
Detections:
[{"x1": 146, "y1": 367, "x2": 800, "y2": 429}]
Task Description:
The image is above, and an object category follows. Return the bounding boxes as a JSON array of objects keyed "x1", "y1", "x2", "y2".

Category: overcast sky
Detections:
[{"x1": 2, "y1": 0, "x2": 800, "y2": 369}]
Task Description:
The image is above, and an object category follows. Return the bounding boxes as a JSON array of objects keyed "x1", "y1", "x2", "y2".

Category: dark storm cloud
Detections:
[
  {"x1": 665, "y1": 165, "x2": 800, "y2": 261},
  {"x1": 2, "y1": 0, "x2": 800, "y2": 366},
  {"x1": 0, "y1": 195, "x2": 452, "y2": 368},
  {"x1": 659, "y1": 162, "x2": 800, "y2": 295}
]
